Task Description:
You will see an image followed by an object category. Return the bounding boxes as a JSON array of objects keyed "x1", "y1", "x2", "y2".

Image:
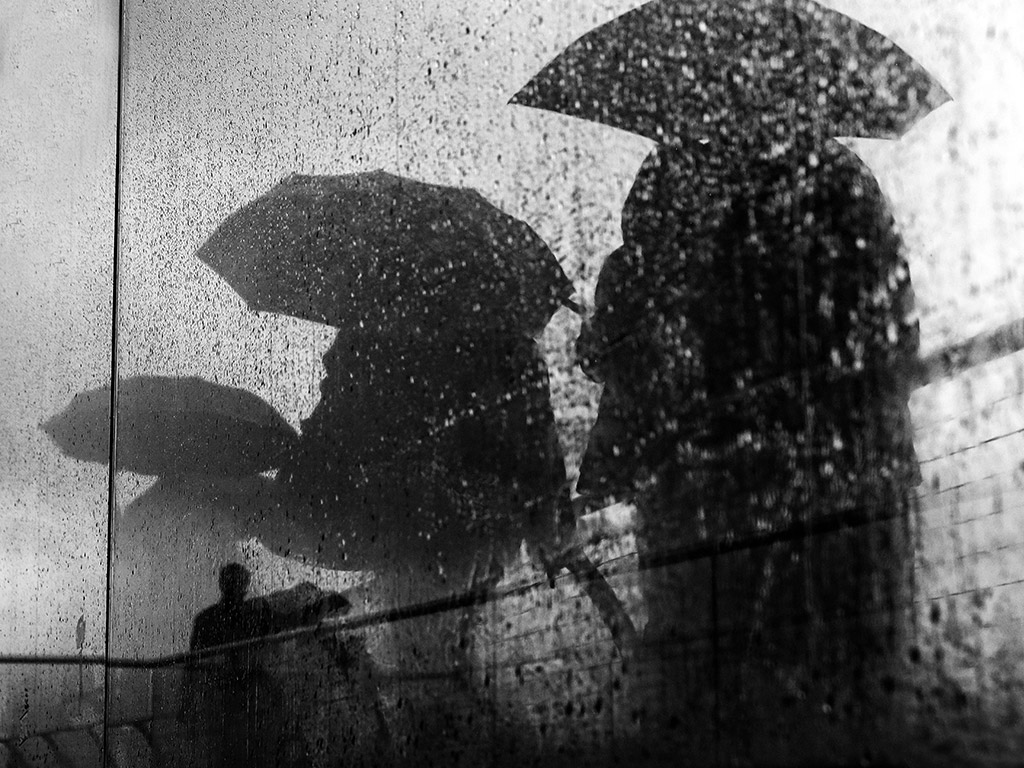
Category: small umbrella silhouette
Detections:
[
  {"x1": 43, "y1": 376, "x2": 298, "y2": 477},
  {"x1": 195, "y1": 171, "x2": 576, "y2": 338},
  {"x1": 510, "y1": 0, "x2": 950, "y2": 145},
  {"x1": 263, "y1": 581, "x2": 351, "y2": 627}
]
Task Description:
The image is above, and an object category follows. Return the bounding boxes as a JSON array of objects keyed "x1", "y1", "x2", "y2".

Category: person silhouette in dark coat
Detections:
[
  {"x1": 577, "y1": 138, "x2": 921, "y2": 664},
  {"x1": 181, "y1": 563, "x2": 276, "y2": 768},
  {"x1": 189, "y1": 563, "x2": 272, "y2": 651}
]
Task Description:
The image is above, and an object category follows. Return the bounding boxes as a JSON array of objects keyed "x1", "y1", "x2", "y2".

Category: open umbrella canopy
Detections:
[
  {"x1": 510, "y1": 0, "x2": 950, "y2": 147},
  {"x1": 263, "y1": 581, "x2": 351, "y2": 627},
  {"x1": 43, "y1": 376, "x2": 298, "y2": 477},
  {"x1": 195, "y1": 171, "x2": 575, "y2": 338}
]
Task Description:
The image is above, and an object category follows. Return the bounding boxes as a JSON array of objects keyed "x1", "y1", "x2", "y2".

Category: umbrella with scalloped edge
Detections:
[
  {"x1": 510, "y1": 0, "x2": 949, "y2": 147},
  {"x1": 195, "y1": 171, "x2": 576, "y2": 339},
  {"x1": 43, "y1": 376, "x2": 298, "y2": 477}
]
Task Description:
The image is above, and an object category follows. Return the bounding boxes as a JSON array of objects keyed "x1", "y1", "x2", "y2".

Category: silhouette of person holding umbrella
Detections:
[
  {"x1": 578, "y1": 141, "x2": 922, "y2": 647},
  {"x1": 42, "y1": 376, "x2": 300, "y2": 659},
  {"x1": 194, "y1": 172, "x2": 576, "y2": 644},
  {"x1": 192, "y1": 171, "x2": 581, "y2": 758},
  {"x1": 510, "y1": 0, "x2": 950, "y2": 749}
]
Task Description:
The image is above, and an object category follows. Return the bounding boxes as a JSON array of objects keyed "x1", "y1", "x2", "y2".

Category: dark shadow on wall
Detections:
[
  {"x1": 35, "y1": 0, "x2": 966, "y2": 758},
  {"x1": 510, "y1": 0, "x2": 950, "y2": 762}
]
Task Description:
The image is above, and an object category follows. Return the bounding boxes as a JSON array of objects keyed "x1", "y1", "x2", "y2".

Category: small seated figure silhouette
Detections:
[{"x1": 180, "y1": 563, "x2": 277, "y2": 768}]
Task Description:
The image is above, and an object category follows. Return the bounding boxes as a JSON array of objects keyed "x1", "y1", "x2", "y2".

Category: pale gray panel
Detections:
[{"x1": 0, "y1": 0, "x2": 119, "y2": 763}]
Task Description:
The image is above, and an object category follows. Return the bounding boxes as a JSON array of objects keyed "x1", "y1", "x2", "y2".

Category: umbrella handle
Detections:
[{"x1": 552, "y1": 544, "x2": 640, "y2": 655}]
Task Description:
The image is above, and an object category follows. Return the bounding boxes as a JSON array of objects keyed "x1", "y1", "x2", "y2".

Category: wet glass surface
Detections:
[
  {"x1": 0, "y1": 1, "x2": 119, "y2": 763},
  {"x1": 10, "y1": 0, "x2": 1024, "y2": 765},
  {"x1": 108, "y1": 1, "x2": 943, "y2": 760}
]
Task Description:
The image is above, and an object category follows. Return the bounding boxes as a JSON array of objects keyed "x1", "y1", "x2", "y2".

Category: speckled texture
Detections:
[
  {"x1": 10, "y1": 1, "x2": 1024, "y2": 766},
  {"x1": 0, "y1": 0, "x2": 118, "y2": 750}
]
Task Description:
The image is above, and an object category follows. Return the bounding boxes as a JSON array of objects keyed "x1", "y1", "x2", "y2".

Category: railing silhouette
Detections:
[
  {"x1": 1, "y1": 319, "x2": 1020, "y2": 766},
  {"x1": 0, "y1": 552, "x2": 623, "y2": 768},
  {"x1": 0, "y1": 494, "x2": 929, "y2": 768}
]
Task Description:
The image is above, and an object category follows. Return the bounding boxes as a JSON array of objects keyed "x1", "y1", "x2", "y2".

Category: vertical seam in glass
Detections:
[{"x1": 102, "y1": 0, "x2": 126, "y2": 765}]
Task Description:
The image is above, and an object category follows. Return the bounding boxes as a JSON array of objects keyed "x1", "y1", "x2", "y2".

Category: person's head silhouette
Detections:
[{"x1": 218, "y1": 562, "x2": 251, "y2": 606}]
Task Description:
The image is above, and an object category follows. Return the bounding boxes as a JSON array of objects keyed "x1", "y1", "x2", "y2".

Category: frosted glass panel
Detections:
[
  {"x1": 7, "y1": 0, "x2": 1019, "y2": 765},
  {"x1": 0, "y1": 0, "x2": 119, "y2": 764}
]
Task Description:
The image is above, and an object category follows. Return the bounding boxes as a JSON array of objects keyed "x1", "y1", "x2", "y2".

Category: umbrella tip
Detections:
[
  {"x1": 40, "y1": 411, "x2": 64, "y2": 434},
  {"x1": 896, "y1": 78, "x2": 953, "y2": 137},
  {"x1": 507, "y1": 81, "x2": 536, "y2": 107},
  {"x1": 900, "y1": 62, "x2": 954, "y2": 132},
  {"x1": 39, "y1": 415, "x2": 66, "y2": 447}
]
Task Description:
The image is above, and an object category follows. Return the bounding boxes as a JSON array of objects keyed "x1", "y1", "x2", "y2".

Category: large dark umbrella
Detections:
[
  {"x1": 43, "y1": 376, "x2": 298, "y2": 477},
  {"x1": 195, "y1": 171, "x2": 575, "y2": 338},
  {"x1": 510, "y1": 0, "x2": 950, "y2": 146}
]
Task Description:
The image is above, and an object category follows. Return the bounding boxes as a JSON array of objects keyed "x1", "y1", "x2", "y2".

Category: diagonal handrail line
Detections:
[
  {"x1": 0, "y1": 491, "x2": 906, "y2": 672},
  {"x1": 0, "y1": 585, "x2": 498, "y2": 671},
  {"x1": 637, "y1": 496, "x2": 908, "y2": 572},
  {"x1": 0, "y1": 498, "x2": 925, "y2": 759}
]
